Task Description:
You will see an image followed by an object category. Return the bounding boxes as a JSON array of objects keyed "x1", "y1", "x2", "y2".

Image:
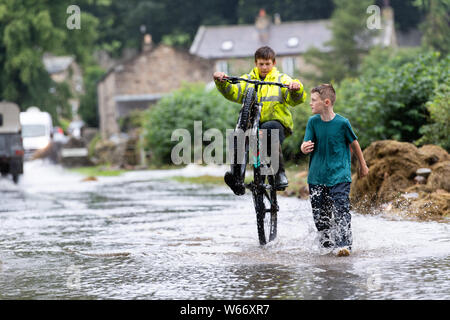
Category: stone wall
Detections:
[
  {"x1": 98, "y1": 44, "x2": 214, "y2": 139},
  {"x1": 115, "y1": 45, "x2": 213, "y2": 95},
  {"x1": 98, "y1": 71, "x2": 120, "y2": 138}
]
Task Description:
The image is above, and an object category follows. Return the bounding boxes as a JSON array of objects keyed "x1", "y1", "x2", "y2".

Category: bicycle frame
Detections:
[{"x1": 225, "y1": 76, "x2": 287, "y2": 245}]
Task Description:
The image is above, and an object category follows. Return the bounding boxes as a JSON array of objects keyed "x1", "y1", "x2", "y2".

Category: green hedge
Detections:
[
  {"x1": 143, "y1": 83, "x2": 240, "y2": 164},
  {"x1": 334, "y1": 48, "x2": 449, "y2": 150},
  {"x1": 416, "y1": 78, "x2": 450, "y2": 150}
]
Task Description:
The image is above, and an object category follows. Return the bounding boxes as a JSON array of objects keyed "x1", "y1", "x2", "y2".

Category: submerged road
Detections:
[{"x1": 0, "y1": 160, "x2": 449, "y2": 299}]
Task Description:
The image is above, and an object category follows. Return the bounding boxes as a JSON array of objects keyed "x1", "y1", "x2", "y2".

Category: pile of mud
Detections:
[{"x1": 350, "y1": 140, "x2": 449, "y2": 219}]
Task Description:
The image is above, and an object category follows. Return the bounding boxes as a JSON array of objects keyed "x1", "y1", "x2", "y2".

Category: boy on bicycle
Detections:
[
  {"x1": 301, "y1": 84, "x2": 369, "y2": 257},
  {"x1": 213, "y1": 46, "x2": 307, "y2": 193}
]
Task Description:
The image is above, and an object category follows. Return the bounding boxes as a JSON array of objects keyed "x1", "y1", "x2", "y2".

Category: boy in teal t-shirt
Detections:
[{"x1": 301, "y1": 84, "x2": 368, "y2": 257}]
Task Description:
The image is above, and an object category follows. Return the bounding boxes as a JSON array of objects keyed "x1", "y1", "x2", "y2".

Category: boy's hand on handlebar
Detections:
[
  {"x1": 288, "y1": 82, "x2": 301, "y2": 91},
  {"x1": 213, "y1": 71, "x2": 227, "y2": 82}
]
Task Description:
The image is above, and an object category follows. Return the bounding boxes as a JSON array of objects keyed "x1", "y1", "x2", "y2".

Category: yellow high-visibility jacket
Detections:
[{"x1": 215, "y1": 67, "x2": 307, "y2": 135}]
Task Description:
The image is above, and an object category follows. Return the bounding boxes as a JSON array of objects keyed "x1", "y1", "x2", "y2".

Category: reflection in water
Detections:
[{"x1": 0, "y1": 161, "x2": 449, "y2": 299}]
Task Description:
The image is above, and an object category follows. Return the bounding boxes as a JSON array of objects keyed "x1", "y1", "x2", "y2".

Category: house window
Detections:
[
  {"x1": 0, "y1": 114, "x2": 3, "y2": 126},
  {"x1": 287, "y1": 37, "x2": 299, "y2": 48},
  {"x1": 216, "y1": 60, "x2": 229, "y2": 75},
  {"x1": 282, "y1": 57, "x2": 295, "y2": 76},
  {"x1": 221, "y1": 40, "x2": 234, "y2": 51}
]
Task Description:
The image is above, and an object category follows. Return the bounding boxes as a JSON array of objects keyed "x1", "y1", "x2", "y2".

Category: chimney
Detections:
[
  {"x1": 142, "y1": 34, "x2": 153, "y2": 52},
  {"x1": 255, "y1": 9, "x2": 271, "y2": 43},
  {"x1": 381, "y1": 2, "x2": 397, "y2": 47}
]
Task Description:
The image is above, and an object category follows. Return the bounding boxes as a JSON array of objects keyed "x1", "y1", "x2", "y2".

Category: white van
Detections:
[{"x1": 20, "y1": 107, "x2": 53, "y2": 160}]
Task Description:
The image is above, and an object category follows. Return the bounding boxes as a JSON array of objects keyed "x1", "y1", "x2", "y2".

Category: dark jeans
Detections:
[
  {"x1": 309, "y1": 182, "x2": 352, "y2": 249},
  {"x1": 260, "y1": 120, "x2": 286, "y2": 152},
  {"x1": 260, "y1": 121, "x2": 285, "y2": 174}
]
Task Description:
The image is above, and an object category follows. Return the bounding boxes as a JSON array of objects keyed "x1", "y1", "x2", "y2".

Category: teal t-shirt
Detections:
[{"x1": 303, "y1": 114, "x2": 357, "y2": 186}]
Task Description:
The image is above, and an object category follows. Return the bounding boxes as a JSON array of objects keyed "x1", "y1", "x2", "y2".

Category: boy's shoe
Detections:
[
  {"x1": 224, "y1": 171, "x2": 245, "y2": 196},
  {"x1": 274, "y1": 149, "x2": 288, "y2": 190},
  {"x1": 275, "y1": 171, "x2": 288, "y2": 190},
  {"x1": 335, "y1": 247, "x2": 351, "y2": 257}
]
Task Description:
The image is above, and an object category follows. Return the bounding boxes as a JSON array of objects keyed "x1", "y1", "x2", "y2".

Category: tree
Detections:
[
  {"x1": 0, "y1": 0, "x2": 99, "y2": 124},
  {"x1": 236, "y1": 0, "x2": 334, "y2": 24},
  {"x1": 414, "y1": 0, "x2": 450, "y2": 55},
  {"x1": 334, "y1": 48, "x2": 449, "y2": 149},
  {"x1": 83, "y1": 0, "x2": 240, "y2": 56},
  {"x1": 417, "y1": 71, "x2": 450, "y2": 150},
  {"x1": 78, "y1": 65, "x2": 104, "y2": 127},
  {"x1": 0, "y1": 1, "x2": 62, "y2": 107},
  {"x1": 303, "y1": 0, "x2": 375, "y2": 83}
]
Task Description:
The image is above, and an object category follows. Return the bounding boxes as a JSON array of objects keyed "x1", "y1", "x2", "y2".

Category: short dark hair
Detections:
[
  {"x1": 311, "y1": 84, "x2": 336, "y2": 105},
  {"x1": 254, "y1": 46, "x2": 276, "y2": 62}
]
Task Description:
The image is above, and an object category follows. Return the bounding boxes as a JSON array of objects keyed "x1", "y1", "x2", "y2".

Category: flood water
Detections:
[{"x1": 0, "y1": 160, "x2": 449, "y2": 300}]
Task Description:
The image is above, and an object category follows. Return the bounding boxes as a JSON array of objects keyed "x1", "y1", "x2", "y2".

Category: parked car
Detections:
[
  {"x1": 0, "y1": 101, "x2": 24, "y2": 183},
  {"x1": 20, "y1": 106, "x2": 53, "y2": 160}
]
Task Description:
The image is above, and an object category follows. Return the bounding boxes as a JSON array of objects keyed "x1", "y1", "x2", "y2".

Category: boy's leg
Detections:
[
  {"x1": 309, "y1": 184, "x2": 333, "y2": 248},
  {"x1": 329, "y1": 182, "x2": 352, "y2": 249}
]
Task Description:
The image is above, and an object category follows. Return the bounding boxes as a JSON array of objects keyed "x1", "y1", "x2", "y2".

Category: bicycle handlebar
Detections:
[{"x1": 224, "y1": 76, "x2": 289, "y2": 88}]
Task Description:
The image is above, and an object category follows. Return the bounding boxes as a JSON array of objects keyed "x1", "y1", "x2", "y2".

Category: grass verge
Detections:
[{"x1": 68, "y1": 166, "x2": 127, "y2": 177}]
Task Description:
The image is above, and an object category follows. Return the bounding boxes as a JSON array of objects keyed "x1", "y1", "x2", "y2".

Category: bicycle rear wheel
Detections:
[{"x1": 252, "y1": 175, "x2": 278, "y2": 245}]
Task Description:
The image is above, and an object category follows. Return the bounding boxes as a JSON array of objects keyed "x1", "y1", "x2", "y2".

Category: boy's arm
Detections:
[
  {"x1": 301, "y1": 118, "x2": 315, "y2": 154},
  {"x1": 213, "y1": 72, "x2": 246, "y2": 104},
  {"x1": 280, "y1": 74, "x2": 307, "y2": 106},
  {"x1": 350, "y1": 140, "x2": 369, "y2": 178}
]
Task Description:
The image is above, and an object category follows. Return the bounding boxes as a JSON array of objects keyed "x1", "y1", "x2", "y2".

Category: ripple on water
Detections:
[{"x1": 0, "y1": 162, "x2": 449, "y2": 299}]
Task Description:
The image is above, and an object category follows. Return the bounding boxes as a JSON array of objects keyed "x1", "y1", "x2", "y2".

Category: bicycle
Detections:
[{"x1": 223, "y1": 76, "x2": 289, "y2": 245}]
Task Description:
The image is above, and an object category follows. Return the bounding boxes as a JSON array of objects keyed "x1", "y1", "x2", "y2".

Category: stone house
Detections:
[
  {"x1": 190, "y1": 9, "x2": 332, "y2": 78},
  {"x1": 97, "y1": 36, "x2": 214, "y2": 138},
  {"x1": 189, "y1": 6, "x2": 413, "y2": 79}
]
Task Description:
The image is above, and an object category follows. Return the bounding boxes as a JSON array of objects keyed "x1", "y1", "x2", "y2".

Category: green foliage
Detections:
[
  {"x1": 414, "y1": 0, "x2": 450, "y2": 55},
  {"x1": 119, "y1": 109, "x2": 146, "y2": 133},
  {"x1": 377, "y1": 0, "x2": 424, "y2": 32},
  {"x1": 143, "y1": 84, "x2": 240, "y2": 164},
  {"x1": 161, "y1": 32, "x2": 191, "y2": 48},
  {"x1": 283, "y1": 98, "x2": 312, "y2": 162},
  {"x1": 236, "y1": 0, "x2": 334, "y2": 24},
  {"x1": 416, "y1": 73, "x2": 450, "y2": 150},
  {"x1": 334, "y1": 48, "x2": 449, "y2": 149},
  {"x1": 304, "y1": 0, "x2": 376, "y2": 83},
  {"x1": 79, "y1": 65, "x2": 105, "y2": 127},
  {"x1": 88, "y1": 132, "x2": 102, "y2": 159},
  {"x1": 80, "y1": 0, "x2": 423, "y2": 57},
  {"x1": 0, "y1": 0, "x2": 99, "y2": 124}
]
